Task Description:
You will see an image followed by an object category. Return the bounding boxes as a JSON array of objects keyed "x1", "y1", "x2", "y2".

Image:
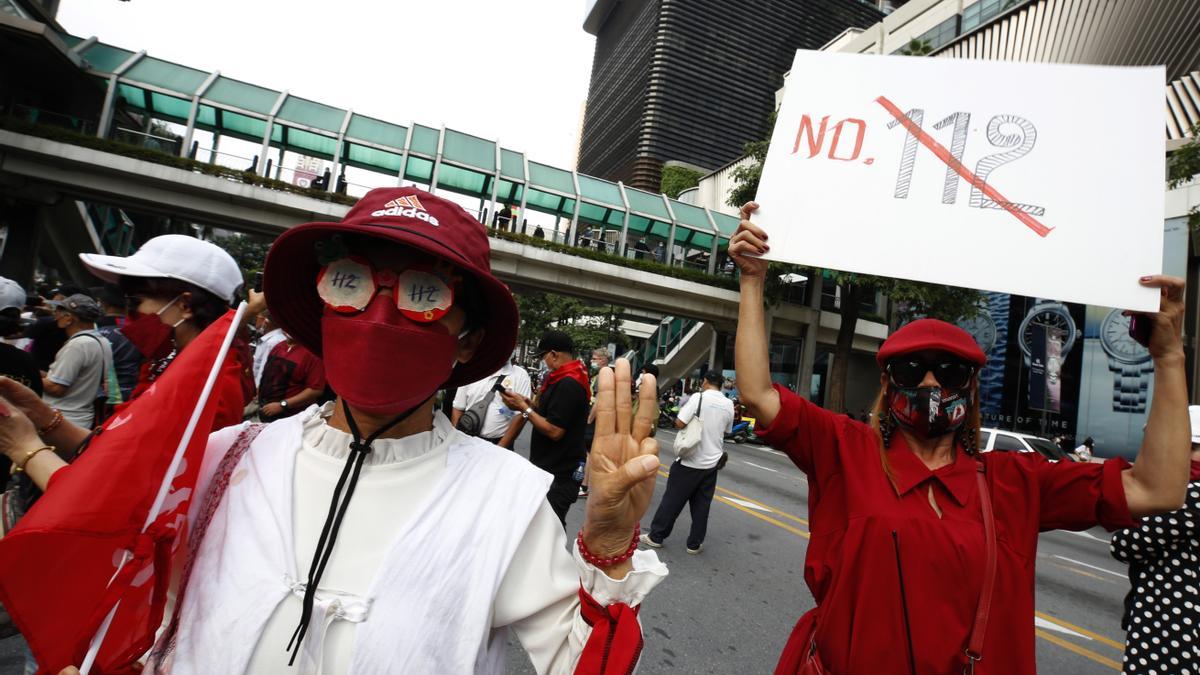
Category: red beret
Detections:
[{"x1": 876, "y1": 318, "x2": 987, "y2": 367}]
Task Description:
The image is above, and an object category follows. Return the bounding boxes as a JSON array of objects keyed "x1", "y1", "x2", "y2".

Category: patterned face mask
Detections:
[{"x1": 887, "y1": 385, "x2": 969, "y2": 438}]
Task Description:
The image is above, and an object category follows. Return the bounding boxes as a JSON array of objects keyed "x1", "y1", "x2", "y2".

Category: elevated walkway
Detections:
[{"x1": 0, "y1": 128, "x2": 821, "y2": 333}]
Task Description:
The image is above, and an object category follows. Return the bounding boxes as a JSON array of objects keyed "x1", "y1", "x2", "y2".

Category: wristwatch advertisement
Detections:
[
  {"x1": 958, "y1": 311, "x2": 998, "y2": 356},
  {"x1": 1099, "y1": 308, "x2": 1154, "y2": 413},
  {"x1": 1019, "y1": 301, "x2": 1077, "y2": 367}
]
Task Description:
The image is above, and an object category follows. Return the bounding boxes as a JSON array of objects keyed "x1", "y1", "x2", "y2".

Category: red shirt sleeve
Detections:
[
  {"x1": 751, "y1": 384, "x2": 841, "y2": 475},
  {"x1": 1036, "y1": 456, "x2": 1137, "y2": 532}
]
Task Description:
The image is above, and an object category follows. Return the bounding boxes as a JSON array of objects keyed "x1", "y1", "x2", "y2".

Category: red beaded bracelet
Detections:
[{"x1": 577, "y1": 525, "x2": 641, "y2": 568}]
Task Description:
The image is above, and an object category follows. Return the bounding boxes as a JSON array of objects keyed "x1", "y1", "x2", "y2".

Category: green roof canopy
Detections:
[
  {"x1": 277, "y1": 96, "x2": 345, "y2": 133},
  {"x1": 346, "y1": 114, "x2": 407, "y2": 148},
  {"x1": 203, "y1": 76, "x2": 280, "y2": 115}
]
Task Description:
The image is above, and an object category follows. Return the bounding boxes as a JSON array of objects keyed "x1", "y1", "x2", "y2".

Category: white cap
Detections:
[
  {"x1": 79, "y1": 235, "x2": 242, "y2": 304},
  {"x1": 1190, "y1": 405, "x2": 1200, "y2": 444},
  {"x1": 0, "y1": 277, "x2": 25, "y2": 312}
]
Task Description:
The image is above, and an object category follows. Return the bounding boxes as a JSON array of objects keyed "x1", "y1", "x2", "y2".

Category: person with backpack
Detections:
[
  {"x1": 41, "y1": 294, "x2": 112, "y2": 429},
  {"x1": 452, "y1": 353, "x2": 530, "y2": 446}
]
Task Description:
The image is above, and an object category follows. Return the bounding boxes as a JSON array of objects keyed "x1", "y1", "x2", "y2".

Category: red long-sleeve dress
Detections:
[{"x1": 756, "y1": 385, "x2": 1136, "y2": 674}]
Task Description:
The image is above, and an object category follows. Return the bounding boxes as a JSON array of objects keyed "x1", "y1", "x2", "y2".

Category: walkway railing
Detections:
[{"x1": 1, "y1": 110, "x2": 743, "y2": 291}]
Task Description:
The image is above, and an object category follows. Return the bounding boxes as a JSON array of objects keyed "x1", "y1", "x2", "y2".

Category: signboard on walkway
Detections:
[{"x1": 754, "y1": 50, "x2": 1163, "y2": 312}]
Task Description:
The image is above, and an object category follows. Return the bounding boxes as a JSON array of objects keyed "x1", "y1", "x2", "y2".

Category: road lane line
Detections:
[
  {"x1": 746, "y1": 445, "x2": 786, "y2": 456},
  {"x1": 1035, "y1": 616, "x2": 1090, "y2": 640},
  {"x1": 1063, "y1": 529, "x2": 1111, "y2": 544},
  {"x1": 658, "y1": 468, "x2": 810, "y2": 526},
  {"x1": 1034, "y1": 612, "x2": 1126, "y2": 651},
  {"x1": 743, "y1": 461, "x2": 779, "y2": 473},
  {"x1": 1050, "y1": 562, "x2": 1108, "y2": 583},
  {"x1": 1052, "y1": 555, "x2": 1126, "y2": 579},
  {"x1": 713, "y1": 495, "x2": 810, "y2": 538},
  {"x1": 723, "y1": 497, "x2": 772, "y2": 512},
  {"x1": 1035, "y1": 630, "x2": 1121, "y2": 671}
]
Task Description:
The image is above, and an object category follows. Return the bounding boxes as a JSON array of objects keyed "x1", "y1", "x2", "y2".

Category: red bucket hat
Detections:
[
  {"x1": 263, "y1": 187, "x2": 519, "y2": 388},
  {"x1": 876, "y1": 318, "x2": 987, "y2": 368}
]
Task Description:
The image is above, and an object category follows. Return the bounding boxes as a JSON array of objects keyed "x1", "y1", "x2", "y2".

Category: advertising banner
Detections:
[
  {"x1": 970, "y1": 295, "x2": 1085, "y2": 439},
  {"x1": 754, "y1": 50, "x2": 1164, "y2": 311}
]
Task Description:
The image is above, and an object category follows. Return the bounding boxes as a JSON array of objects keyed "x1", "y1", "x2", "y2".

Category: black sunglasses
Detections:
[{"x1": 887, "y1": 358, "x2": 976, "y2": 389}]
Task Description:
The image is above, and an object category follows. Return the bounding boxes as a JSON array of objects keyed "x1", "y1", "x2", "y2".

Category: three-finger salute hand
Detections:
[
  {"x1": 729, "y1": 202, "x2": 770, "y2": 279},
  {"x1": 583, "y1": 359, "x2": 660, "y2": 558}
]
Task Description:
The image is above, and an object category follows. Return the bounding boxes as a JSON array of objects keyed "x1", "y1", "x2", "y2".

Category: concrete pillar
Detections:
[
  {"x1": 707, "y1": 329, "x2": 720, "y2": 371},
  {"x1": 797, "y1": 270, "x2": 824, "y2": 400},
  {"x1": 0, "y1": 205, "x2": 42, "y2": 288}
]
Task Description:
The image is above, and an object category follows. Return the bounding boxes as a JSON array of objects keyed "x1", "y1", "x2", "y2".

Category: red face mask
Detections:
[
  {"x1": 321, "y1": 293, "x2": 461, "y2": 416},
  {"x1": 122, "y1": 295, "x2": 183, "y2": 360}
]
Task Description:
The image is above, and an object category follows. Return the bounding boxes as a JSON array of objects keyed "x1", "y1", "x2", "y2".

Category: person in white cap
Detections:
[
  {"x1": 0, "y1": 277, "x2": 32, "y2": 352},
  {"x1": 0, "y1": 235, "x2": 251, "y2": 473},
  {"x1": 77, "y1": 234, "x2": 250, "y2": 429},
  {"x1": 1111, "y1": 405, "x2": 1200, "y2": 674}
]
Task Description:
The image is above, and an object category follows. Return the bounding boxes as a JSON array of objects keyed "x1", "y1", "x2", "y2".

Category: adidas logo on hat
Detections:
[{"x1": 371, "y1": 195, "x2": 440, "y2": 226}]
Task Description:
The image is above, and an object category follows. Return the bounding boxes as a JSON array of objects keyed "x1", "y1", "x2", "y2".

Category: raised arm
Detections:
[
  {"x1": 730, "y1": 202, "x2": 781, "y2": 427},
  {"x1": 1122, "y1": 276, "x2": 1191, "y2": 517}
]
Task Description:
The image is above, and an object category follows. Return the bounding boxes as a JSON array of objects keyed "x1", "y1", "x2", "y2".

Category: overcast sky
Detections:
[{"x1": 56, "y1": 0, "x2": 597, "y2": 171}]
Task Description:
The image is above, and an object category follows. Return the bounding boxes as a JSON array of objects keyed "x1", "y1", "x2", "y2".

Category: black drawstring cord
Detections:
[{"x1": 286, "y1": 398, "x2": 425, "y2": 665}]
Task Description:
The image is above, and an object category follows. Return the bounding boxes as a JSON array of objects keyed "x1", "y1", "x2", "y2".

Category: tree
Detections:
[
  {"x1": 1168, "y1": 124, "x2": 1200, "y2": 235},
  {"x1": 899, "y1": 38, "x2": 934, "y2": 56},
  {"x1": 726, "y1": 110, "x2": 775, "y2": 210},
  {"x1": 515, "y1": 291, "x2": 629, "y2": 361},
  {"x1": 727, "y1": 113, "x2": 982, "y2": 412},
  {"x1": 212, "y1": 233, "x2": 273, "y2": 287},
  {"x1": 660, "y1": 165, "x2": 704, "y2": 199}
]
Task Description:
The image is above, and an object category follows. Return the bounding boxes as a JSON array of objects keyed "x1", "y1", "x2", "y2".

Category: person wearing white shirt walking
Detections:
[{"x1": 641, "y1": 370, "x2": 735, "y2": 554}]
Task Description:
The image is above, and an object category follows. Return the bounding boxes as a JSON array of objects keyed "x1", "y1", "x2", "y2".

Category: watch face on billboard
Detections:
[{"x1": 977, "y1": 295, "x2": 1084, "y2": 438}]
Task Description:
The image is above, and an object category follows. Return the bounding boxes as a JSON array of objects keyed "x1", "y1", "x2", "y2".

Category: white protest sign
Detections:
[{"x1": 755, "y1": 50, "x2": 1164, "y2": 312}]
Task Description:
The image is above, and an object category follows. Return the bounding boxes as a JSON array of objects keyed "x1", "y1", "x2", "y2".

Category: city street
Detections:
[
  {"x1": 507, "y1": 426, "x2": 1130, "y2": 674},
  {"x1": 0, "y1": 425, "x2": 1133, "y2": 674}
]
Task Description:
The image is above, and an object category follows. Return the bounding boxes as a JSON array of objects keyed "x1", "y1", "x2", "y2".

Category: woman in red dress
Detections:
[{"x1": 729, "y1": 202, "x2": 1190, "y2": 674}]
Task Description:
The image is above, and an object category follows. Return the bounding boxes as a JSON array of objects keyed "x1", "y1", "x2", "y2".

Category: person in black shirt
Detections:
[{"x1": 499, "y1": 330, "x2": 591, "y2": 525}]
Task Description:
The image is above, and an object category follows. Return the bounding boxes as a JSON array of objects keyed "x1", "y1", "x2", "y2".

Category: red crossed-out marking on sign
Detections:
[{"x1": 874, "y1": 95, "x2": 1052, "y2": 238}]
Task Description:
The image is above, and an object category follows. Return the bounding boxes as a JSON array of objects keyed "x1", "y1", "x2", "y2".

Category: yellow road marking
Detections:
[
  {"x1": 1050, "y1": 561, "x2": 1107, "y2": 583},
  {"x1": 715, "y1": 484, "x2": 809, "y2": 525},
  {"x1": 713, "y1": 495, "x2": 810, "y2": 538},
  {"x1": 1035, "y1": 612, "x2": 1126, "y2": 651},
  {"x1": 1035, "y1": 630, "x2": 1122, "y2": 671},
  {"x1": 657, "y1": 468, "x2": 810, "y2": 526}
]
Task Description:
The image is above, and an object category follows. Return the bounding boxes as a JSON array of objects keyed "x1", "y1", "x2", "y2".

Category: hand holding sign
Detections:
[
  {"x1": 754, "y1": 50, "x2": 1164, "y2": 311},
  {"x1": 728, "y1": 202, "x2": 769, "y2": 280}
]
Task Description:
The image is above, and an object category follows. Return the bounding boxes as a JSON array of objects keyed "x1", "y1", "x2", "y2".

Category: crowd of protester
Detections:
[{"x1": 0, "y1": 189, "x2": 1191, "y2": 675}]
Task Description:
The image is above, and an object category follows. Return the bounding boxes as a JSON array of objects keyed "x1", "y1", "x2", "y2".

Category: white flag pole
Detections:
[{"x1": 79, "y1": 302, "x2": 247, "y2": 675}]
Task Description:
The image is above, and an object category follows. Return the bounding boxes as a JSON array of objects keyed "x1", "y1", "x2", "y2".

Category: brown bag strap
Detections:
[{"x1": 965, "y1": 463, "x2": 997, "y2": 673}]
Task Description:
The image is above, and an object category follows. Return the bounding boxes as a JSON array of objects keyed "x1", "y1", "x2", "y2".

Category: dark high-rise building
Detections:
[{"x1": 579, "y1": 0, "x2": 884, "y2": 192}]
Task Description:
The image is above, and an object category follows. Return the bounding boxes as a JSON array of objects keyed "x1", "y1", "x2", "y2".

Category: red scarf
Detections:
[
  {"x1": 1190, "y1": 459, "x2": 1200, "y2": 481},
  {"x1": 576, "y1": 586, "x2": 643, "y2": 674},
  {"x1": 541, "y1": 359, "x2": 590, "y2": 395}
]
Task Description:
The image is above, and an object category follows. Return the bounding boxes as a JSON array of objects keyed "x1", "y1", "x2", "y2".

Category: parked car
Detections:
[{"x1": 979, "y1": 428, "x2": 1074, "y2": 462}]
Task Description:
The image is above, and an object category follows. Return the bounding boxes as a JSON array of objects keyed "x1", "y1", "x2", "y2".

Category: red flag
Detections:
[{"x1": 0, "y1": 307, "x2": 246, "y2": 674}]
